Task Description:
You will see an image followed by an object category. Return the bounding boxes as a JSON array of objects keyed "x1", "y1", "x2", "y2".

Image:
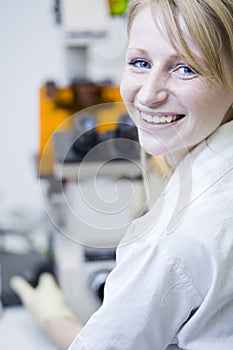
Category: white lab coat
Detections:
[{"x1": 69, "y1": 120, "x2": 233, "y2": 350}]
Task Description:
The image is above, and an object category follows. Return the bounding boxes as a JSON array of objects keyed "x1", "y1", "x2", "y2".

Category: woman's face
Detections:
[{"x1": 120, "y1": 6, "x2": 233, "y2": 158}]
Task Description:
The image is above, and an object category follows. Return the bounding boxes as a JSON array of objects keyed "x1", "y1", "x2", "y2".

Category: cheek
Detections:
[
  {"x1": 120, "y1": 77, "x2": 131, "y2": 103},
  {"x1": 120, "y1": 77, "x2": 137, "y2": 120},
  {"x1": 120, "y1": 70, "x2": 141, "y2": 104},
  {"x1": 193, "y1": 84, "x2": 233, "y2": 118}
]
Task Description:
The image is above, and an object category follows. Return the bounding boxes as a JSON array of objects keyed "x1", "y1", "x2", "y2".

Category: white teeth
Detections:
[
  {"x1": 160, "y1": 116, "x2": 166, "y2": 123},
  {"x1": 141, "y1": 112, "x2": 179, "y2": 124},
  {"x1": 166, "y1": 116, "x2": 173, "y2": 123},
  {"x1": 153, "y1": 116, "x2": 160, "y2": 123}
]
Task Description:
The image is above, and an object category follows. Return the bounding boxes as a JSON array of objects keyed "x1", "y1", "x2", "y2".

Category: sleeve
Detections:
[{"x1": 68, "y1": 237, "x2": 202, "y2": 350}]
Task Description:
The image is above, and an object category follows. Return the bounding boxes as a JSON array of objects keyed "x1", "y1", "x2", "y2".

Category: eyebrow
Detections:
[
  {"x1": 127, "y1": 47, "x2": 180, "y2": 57},
  {"x1": 127, "y1": 48, "x2": 149, "y2": 55},
  {"x1": 127, "y1": 47, "x2": 181, "y2": 61}
]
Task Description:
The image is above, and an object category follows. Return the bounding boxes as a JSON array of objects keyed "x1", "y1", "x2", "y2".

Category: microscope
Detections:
[{"x1": 38, "y1": 83, "x2": 147, "y2": 323}]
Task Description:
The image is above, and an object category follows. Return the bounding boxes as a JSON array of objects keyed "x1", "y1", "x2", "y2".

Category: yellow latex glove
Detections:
[{"x1": 10, "y1": 272, "x2": 78, "y2": 329}]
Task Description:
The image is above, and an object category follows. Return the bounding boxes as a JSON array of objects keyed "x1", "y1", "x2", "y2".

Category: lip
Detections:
[{"x1": 139, "y1": 118, "x2": 185, "y2": 131}]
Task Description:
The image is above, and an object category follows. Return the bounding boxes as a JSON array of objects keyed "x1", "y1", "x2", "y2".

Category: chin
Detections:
[{"x1": 139, "y1": 134, "x2": 169, "y2": 156}]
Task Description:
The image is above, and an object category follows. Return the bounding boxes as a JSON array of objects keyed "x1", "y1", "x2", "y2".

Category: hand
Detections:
[{"x1": 10, "y1": 272, "x2": 79, "y2": 329}]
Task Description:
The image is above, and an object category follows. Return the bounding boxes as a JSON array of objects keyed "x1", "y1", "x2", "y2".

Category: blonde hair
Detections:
[{"x1": 127, "y1": 0, "x2": 233, "y2": 89}]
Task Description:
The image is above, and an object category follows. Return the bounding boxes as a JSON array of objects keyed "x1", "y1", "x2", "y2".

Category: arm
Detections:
[
  {"x1": 45, "y1": 317, "x2": 82, "y2": 350},
  {"x1": 10, "y1": 273, "x2": 83, "y2": 350}
]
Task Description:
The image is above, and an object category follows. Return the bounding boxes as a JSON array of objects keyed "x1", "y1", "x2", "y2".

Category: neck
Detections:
[
  {"x1": 221, "y1": 105, "x2": 233, "y2": 125},
  {"x1": 165, "y1": 147, "x2": 190, "y2": 172}
]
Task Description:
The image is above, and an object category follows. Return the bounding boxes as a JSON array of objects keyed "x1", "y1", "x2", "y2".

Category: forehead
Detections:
[{"x1": 128, "y1": 6, "x2": 202, "y2": 61}]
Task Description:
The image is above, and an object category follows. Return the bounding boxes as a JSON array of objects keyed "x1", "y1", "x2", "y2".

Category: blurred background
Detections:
[
  {"x1": 0, "y1": 1, "x2": 165, "y2": 348},
  {"x1": 0, "y1": 0, "x2": 129, "y2": 212}
]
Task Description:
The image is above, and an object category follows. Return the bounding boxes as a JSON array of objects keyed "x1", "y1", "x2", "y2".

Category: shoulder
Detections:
[{"x1": 157, "y1": 193, "x2": 233, "y2": 298}]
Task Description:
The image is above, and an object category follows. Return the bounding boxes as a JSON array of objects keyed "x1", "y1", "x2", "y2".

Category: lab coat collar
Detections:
[
  {"x1": 207, "y1": 119, "x2": 233, "y2": 153},
  {"x1": 120, "y1": 120, "x2": 233, "y2": 245}
]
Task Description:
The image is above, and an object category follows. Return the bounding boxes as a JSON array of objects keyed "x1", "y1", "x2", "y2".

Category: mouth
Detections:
[{"x1": 141, "y1": 112, "x2": 185, "y2": 125}]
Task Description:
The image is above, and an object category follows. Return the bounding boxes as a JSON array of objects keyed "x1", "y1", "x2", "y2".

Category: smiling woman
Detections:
[
  {"x1": 120, "y1": 1, "x2": 233, "y2": 160},
  {"x1": 127, "y1": 0, "x2": 233, "y2": 88},
  {"x1": 10, "y1": 1, "x2": 233, "y2": 350}
]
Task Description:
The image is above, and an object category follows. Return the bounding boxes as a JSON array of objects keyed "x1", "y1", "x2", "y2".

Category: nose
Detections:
[{"x1": 137, "y1": 68, "x2": 168, "y2": 107}]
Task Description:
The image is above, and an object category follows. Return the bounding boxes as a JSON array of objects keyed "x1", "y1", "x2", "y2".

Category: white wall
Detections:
[
  {"x1": 87, "y1": 16, "x2": 128, "y2": 83},
  {"x1": 0, "y1": 0, "x2": 128, "y2": 214},
  {"x1": 0, "y1": 0, "x2": 67, "y2": 212}
]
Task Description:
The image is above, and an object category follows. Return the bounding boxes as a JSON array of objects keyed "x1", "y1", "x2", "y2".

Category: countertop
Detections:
[{"x1": 0, "y1": 306, "x2": 57, "y2": 349}]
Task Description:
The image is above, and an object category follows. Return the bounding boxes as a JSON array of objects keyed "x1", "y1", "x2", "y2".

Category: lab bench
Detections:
[{"x1": 0, "y1": 306, "x2": 56, "y2": 350}]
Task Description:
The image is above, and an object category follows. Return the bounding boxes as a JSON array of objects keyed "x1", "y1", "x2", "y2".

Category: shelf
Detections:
[{"x1": 53, "y1": 160, "x2": 142, "y2": 181}]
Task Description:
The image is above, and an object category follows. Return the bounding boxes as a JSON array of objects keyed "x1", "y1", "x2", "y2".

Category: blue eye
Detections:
[
  {"x1": 175, "y1": 65, "x2": 197, "y2": 76},
  {"x1": 128, "y1": 59, "x2": 151, "y2": 69}
]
